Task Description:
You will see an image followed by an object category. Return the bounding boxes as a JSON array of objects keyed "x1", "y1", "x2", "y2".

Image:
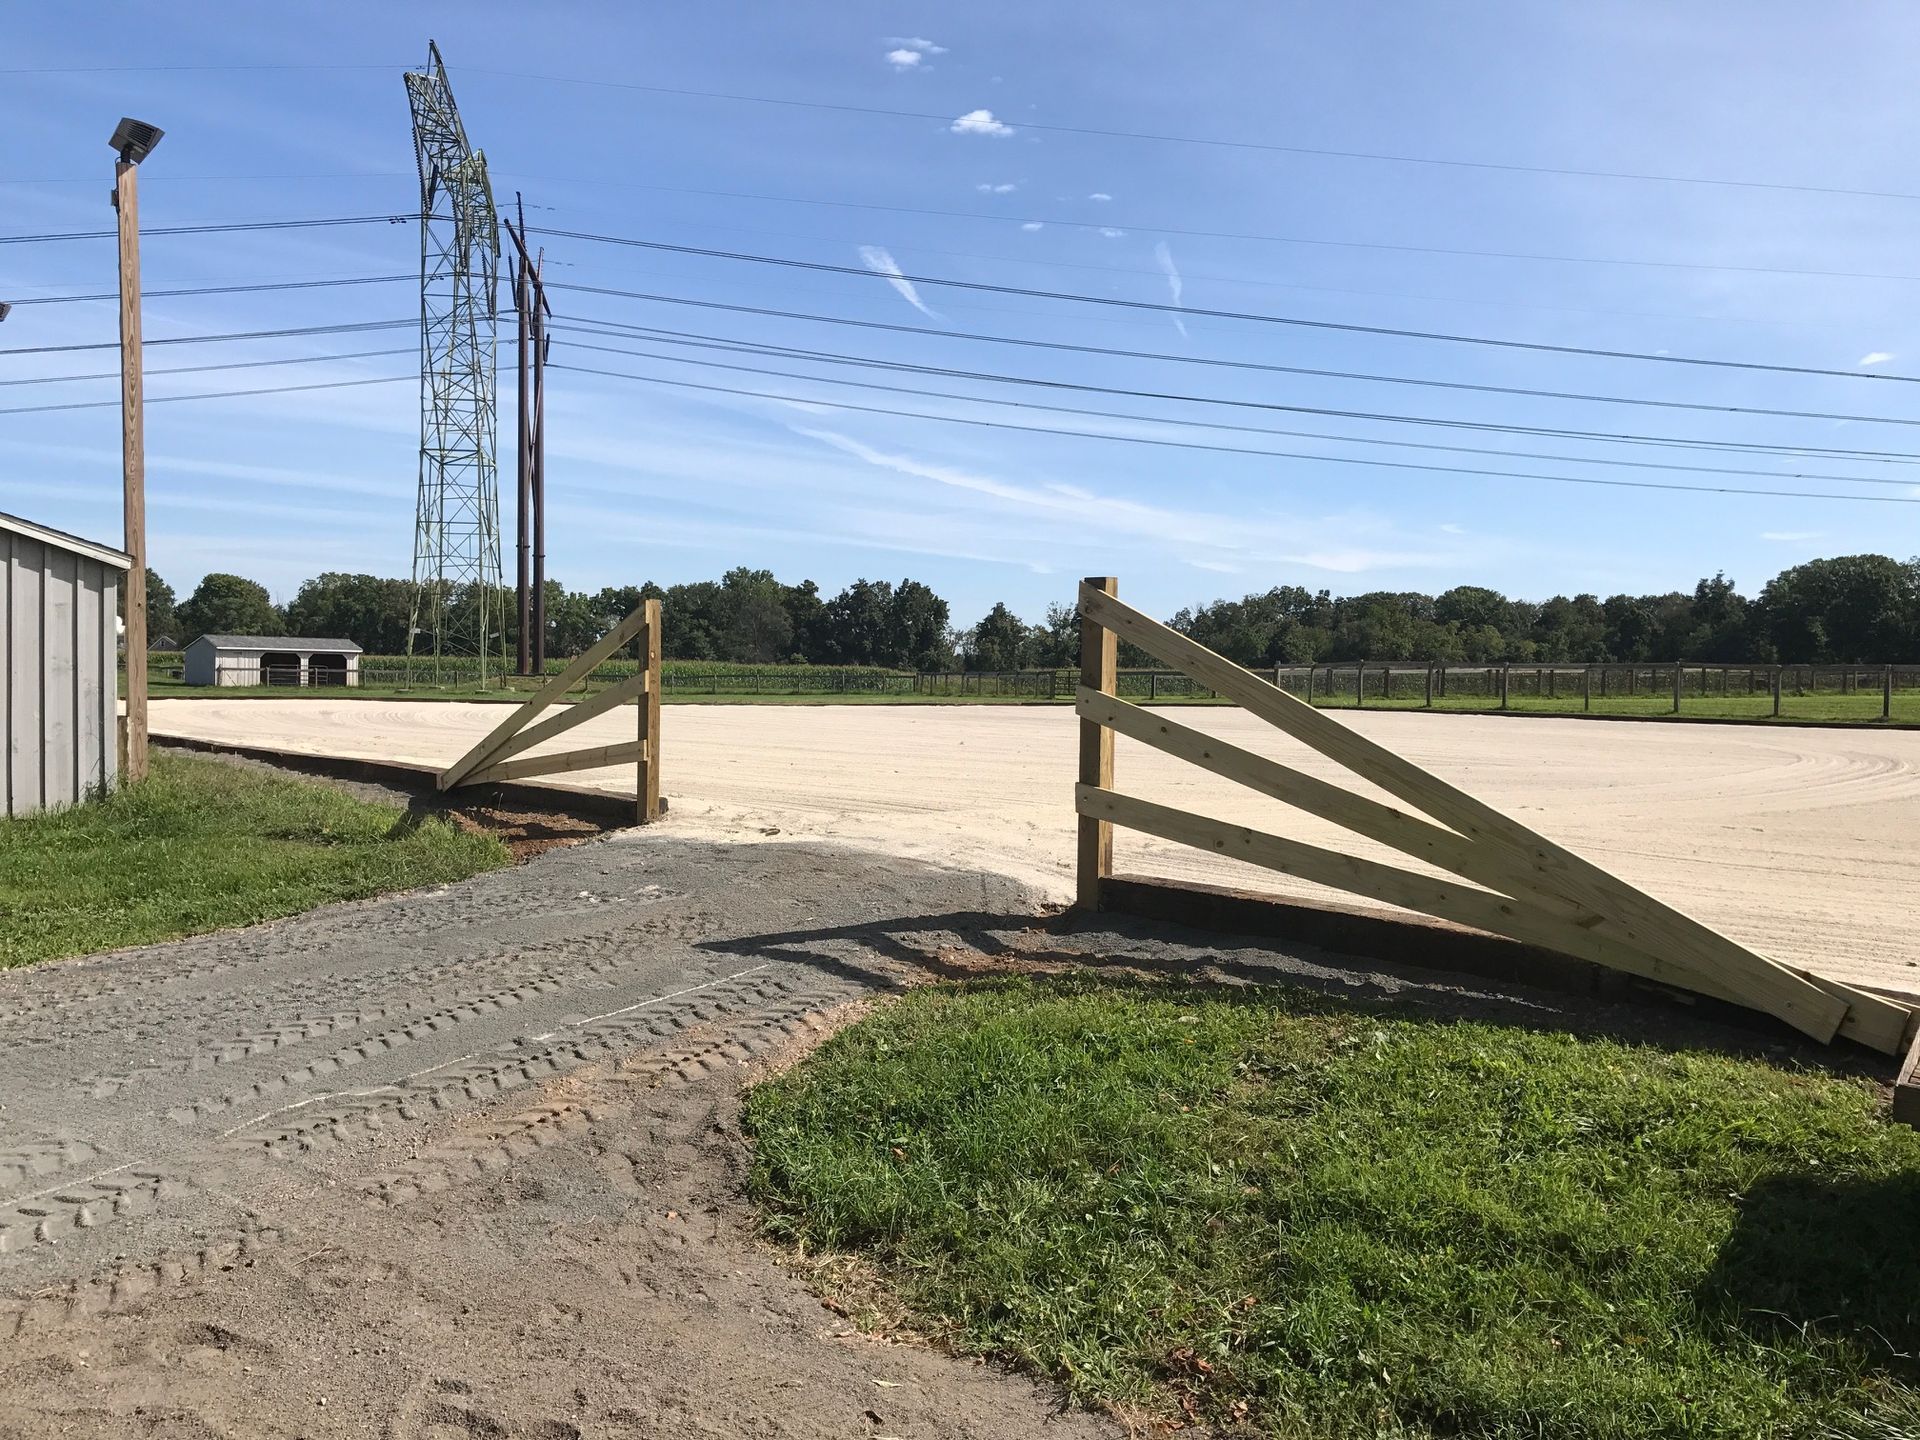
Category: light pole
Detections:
[{"x1": 110, "y1": 116, "x2": 161, "y2": 783}]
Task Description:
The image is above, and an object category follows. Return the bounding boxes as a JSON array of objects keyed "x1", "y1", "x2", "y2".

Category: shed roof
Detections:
[
  {"x1": 187, "y1": 634, "x2": 363, "y2": 653},
  {"x1": 0, "y1": 510, "x2": 132, "y2": 571}
]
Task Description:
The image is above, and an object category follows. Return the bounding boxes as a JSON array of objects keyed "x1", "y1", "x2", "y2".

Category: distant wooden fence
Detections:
[
  {"x1": 1072, "y1": 577, "x2": 1912, "y2": 1054},
  {"x1": 438, "y1": 598, "x2": 662, "y2": 823}
]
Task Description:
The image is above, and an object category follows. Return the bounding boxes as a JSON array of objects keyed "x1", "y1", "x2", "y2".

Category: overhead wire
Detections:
[
  {"x1": 529, "y1": 228, "x2": 1920, "y2": 380},
  {"x1": 549, "y1": 332, "x2": 1920, "y2": 490},
  {"x1": 0, "y1": 373, "x2": 411, "y2": 416},
  {"x1": 0, "y1": 318, "x2": 414, "y2": 355},
  {"x1": 9, "y1": 274, "x2": 412, "y2": 305},
  {"x1": 546, "y1": 359, "x2": 1920, "y2": 506}
]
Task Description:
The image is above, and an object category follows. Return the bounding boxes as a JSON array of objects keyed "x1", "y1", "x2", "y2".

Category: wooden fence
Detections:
[
  {"x1": 1072, "y1": 577, "x2": 1913, "y2": 1054},
  {"x1": 438, "y1": 598, "x2": 662, "y2": 823}
]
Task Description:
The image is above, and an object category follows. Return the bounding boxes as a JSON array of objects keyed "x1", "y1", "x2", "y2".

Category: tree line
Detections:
[{"x1": 145, "y1": 552, "x2": 1920, "y2": 669}]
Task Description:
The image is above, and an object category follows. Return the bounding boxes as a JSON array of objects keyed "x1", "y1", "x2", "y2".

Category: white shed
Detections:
[
  {"x1": 1, "y1": 511, "x2": 130, "y2": 818},
  {"x1": 182, "y1": 635, "x2": 362, "y2": 687}
]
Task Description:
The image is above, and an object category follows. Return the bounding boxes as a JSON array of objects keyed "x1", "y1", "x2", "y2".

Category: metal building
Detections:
[
  {"x1": 182, "y1": 635, "x2": 362, "y2": 687},
  {"x1": 1, "y1": 511, "x2": 130, "y2": 818}
]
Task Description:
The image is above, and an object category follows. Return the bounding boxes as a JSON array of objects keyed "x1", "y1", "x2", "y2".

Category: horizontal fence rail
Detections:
[{"x1": 1070, "y1": 575, "x2": 1914, "y2": 1055}]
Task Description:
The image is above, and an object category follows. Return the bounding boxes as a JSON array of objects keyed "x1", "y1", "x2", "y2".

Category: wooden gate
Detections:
[
  {"x1": 1074, "y1": 577, "x2": 1911, "y2": 1053},
  {"x1": 438, "y1": 598, "x2": 662, "y2": 823}
]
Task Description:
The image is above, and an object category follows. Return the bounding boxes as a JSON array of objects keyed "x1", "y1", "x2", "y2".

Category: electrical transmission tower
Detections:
[{"x1": 404, "y1": 41, "x2": 502, "y2": 684}]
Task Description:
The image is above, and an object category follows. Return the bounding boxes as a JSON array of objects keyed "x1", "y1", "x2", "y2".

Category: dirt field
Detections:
[{"x1": 152, "y1": 698, "x2": 1920, "y2": 999}]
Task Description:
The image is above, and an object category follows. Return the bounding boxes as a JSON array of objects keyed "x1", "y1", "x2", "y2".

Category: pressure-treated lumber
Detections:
[
  {"x1": 1077, "y1": 582, "x2": 1885, "y2": 1048},
  {"x1": 1076, "y1": 785, "x2": 1771, "y2": 1008},
  {"x1": 637, "y1": 597, "x2": 661, "y2": 823},
  {"x1": 1077, "y1": 577, "x2": 1118, "y2": 909},
  {"x1": 439, "y1": 603, "x2": 651, "y2": 790},
  {"x1": 486, "y1": 671, "x2": 648, "y2": 768},
  {"x1": 467, "y1": 739, "x2": 645, "y2": 787}
]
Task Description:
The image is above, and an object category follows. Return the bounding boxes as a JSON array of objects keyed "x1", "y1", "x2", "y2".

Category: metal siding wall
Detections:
[
  {"x1": 0, "y1": 531, "x2": 11, "y2": 815},
  {"x1": 102, "y1": 574, "x2": 119, "y2": 793},
  {"x1": 74, "y1": 565, "x2": 104, "y2": 799}
]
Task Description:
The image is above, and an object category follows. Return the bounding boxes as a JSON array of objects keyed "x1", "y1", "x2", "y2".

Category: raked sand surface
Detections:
[{"x1": 153, "y1": 698, "x2": 1920, "y2": 998}]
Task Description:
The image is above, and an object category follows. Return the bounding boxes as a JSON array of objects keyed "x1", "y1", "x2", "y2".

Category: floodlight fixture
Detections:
[
  {"x1": 0, "y1": 303, "x2": 11, "y2": 323},
  {"x1": 108, "y1": 117, "x2": 164, "y2": 165}
]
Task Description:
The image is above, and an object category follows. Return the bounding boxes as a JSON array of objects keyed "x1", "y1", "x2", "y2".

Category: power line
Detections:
[
  {"x1": 0, "y1": 213, "x2": 416, "y2": 245},
  {"x1": 9, "y1": 274, "x2": 412, "y2": 305},
  {"x1": 462, "y1": 69, "x2": 1920, "y2": 206},
  {"x1": 517, "y1": 176, "x2": 1920, "y2": 286},
  {"x1": 555, "y1": 312, "x2": 1920, "y2": 431},
  {"x1": 0, "y1": 373, "x2": 411, "y2": 416},
  {"x1": 548, "y1": 360, "x2": 1920, "y2": 506},
  {"x1": 553, "y1": 291, "x2": 1920, "y2": 435},
  {"x1": 530, "y1": 227, "x2": 1920, "y2": 380},
  {"x1": 0, "y1": 347, "x2": 418, "y2": 387},
  {"x1": 551, "y1": 333, "x2": 1920, "y2": 490},
  {"x1": 547, "y1": 290, "x2": 1920, "y2": 465},
  {"x1": 0, "y1": 318, "x2": 413, "y2": 356}
]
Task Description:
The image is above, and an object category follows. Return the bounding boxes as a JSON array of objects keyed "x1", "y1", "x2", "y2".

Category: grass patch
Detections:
[
  {"x1": 0, "y1": 754, "x2": 508, "y2": 967},
  {"x1": 745, "y1": 975, "x2": 1920, "y2": 1438}
]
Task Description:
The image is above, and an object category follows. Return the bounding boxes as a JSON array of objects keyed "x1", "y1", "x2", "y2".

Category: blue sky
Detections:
[{"x1": 5, "y1": 1, "x2": 1919, "y2": 628}]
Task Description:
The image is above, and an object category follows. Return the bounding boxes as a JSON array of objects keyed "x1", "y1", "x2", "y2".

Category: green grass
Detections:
[
  {"x1": 745, "y1": 975, "x2": 1920, "y2": 1439},
  {"x1": 0, "y1": 754, "x2": 508, "y2": 967}
]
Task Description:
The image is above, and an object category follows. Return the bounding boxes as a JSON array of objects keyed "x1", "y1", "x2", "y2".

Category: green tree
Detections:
[
  {"x1": 716, "y1": 567, "x2": 795, "y2": 663},
  {"x1": 1754, "y1": 554, "x2": 1919, "y2": 662},
  {"x1": 965, "y1": 602, "x2": 1031, "y2": 670},
  {"x1": 285, "y1": 573, "x2": 412, "y2": 652},
  {"x1": 144, "y1": 571, "x2": 180, "y2": 646},
  {"x1": 177, "y1": 573, "x2": 282, "y2": 639},
  {"x1": 888, "y1": 579, "x2": 952, "y2": 670}
]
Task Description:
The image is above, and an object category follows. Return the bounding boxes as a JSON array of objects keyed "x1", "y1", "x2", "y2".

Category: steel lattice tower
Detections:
[{"x1": 404, "y1": 41, "x2": 502, "y2": 683}]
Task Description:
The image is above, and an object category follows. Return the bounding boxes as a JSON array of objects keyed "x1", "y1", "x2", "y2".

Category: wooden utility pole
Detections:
[{"x1": 114, "y1": 154, "x2": 149, "y2": 782}]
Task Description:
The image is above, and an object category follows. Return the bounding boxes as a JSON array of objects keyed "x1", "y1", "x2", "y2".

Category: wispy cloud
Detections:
[
  {"x1": 857, "y1": 245, "x2": 939, "y2": 319},
  {"x1": 1859, "y1": 351, "x2": 1897, "y2": 366},
  {"x1": 1760, "y1": 529, "x2": 1824, "y2": 541},
  {"x1": 1098, "y1": 227, "x2": 1125, "y2": 239},
  {"x1": 975, "y1": 182, "x2": 1017, "y2": 194},
  {"x1": 1154, "y1": 241, "x2": 1187, "y2": 339},
  {"x1": 1020, "y1": 221, "x2": 1044, "y2": 232},
  {"x1": 1440, "y1": 522, "x2": 1467, "y2": 535},
  {"x1": 951, "y1": 109, "x2": 1014, "y2": 137},
  {"x1": 884, "y1": 36, "x2": 945, "y2": 69},
  {"x1": 1088, "y1": 192, "x2": 1112, "y2": 202}
]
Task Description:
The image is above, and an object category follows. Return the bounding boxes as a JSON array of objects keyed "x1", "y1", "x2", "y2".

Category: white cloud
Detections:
[
  {"x1": 951, "y1": 109, "x2": 1014, "y2": 137},
  {"x1": 1154, "y1": 241, "x2": 1187, "y2": 339},
  {"x1": 1859, "y1": 351, "x2": 1897, "y2": 366},
  {"x1": 975, "y1": 182, "x2": 1017, "y2": 194},
  {"x1": 1760, "y1": 530, "x2": 1824, "y2": 541},
  {"x1": 1440, "y1": 522, "x2": 1467, "y2": 535},
  {"x1": 1098, "y1": 227, "x2": 1125, "y2": 239},
  {"x1": 888, "y1": 36, "x2": 947, "y2": 53},
  {"x1": 886, "y1": 48, "x2": 923, "y2": 69},
  {"x1": 857, "y1": 245, "x2": 939, "y2": 320},
  {"x1": 1020, "y1": 221, "x2": 1044, "y2": 232},
  {"x1": 1088, "y1": 192, "x2": 1112, "y2": 202}
]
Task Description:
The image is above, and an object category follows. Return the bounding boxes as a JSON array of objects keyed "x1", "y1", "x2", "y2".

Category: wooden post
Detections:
[
  {"x1": 1772, "y1": 666, "x2": 1783, "y2": 717},
  {"x1": 1672, "y1": 664, "x2": 1683, "y2": 714},
  {"x1": 1886, "y1": 663, "x2": 1895, "y2": 721},
  {"x1": 1148, "y1": 671, "x2": 1158, "y2": 701},
  {"x1": 114, "y1": 158, "x2": 148, "y2": 784},
  {"x1": 1355, "y1": 662, "x2": 1365, "y2": 708},
  {"x1": 636, "y1": 598, "x2": 662, "y2": 822},
  {"x1": 1077, "y1": 577, "x2": 1118, "y2": 909},
  {"x1": 1583, "y1": 665, "x2": 1592, "y2": 712},
  {"x1": 1424, "y1": 663, "x2": 1434, "y2": 708},
  {"x1": 1499, "y1": 664, "x2": 1510, "y2": 710}
]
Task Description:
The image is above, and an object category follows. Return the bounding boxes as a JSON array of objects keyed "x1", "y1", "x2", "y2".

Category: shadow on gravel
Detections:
[{"x1": 699, "y1": 908, "x2": 1887, "y2": 1079}]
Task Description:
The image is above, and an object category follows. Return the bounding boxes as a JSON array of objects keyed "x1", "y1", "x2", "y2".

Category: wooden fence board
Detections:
[
  {"x1": 439, "y1": 604, "x2": 651, "y2": 790},
  {"x1": 487, "y1": 671, "x2": 649, "y2": 767},
  {"x1": 1079, "y1": 583, "x2": 1867, "y2": 1046},
  {"x1": 468, "y1": 739, "x2": 645, "y2": 786}
]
